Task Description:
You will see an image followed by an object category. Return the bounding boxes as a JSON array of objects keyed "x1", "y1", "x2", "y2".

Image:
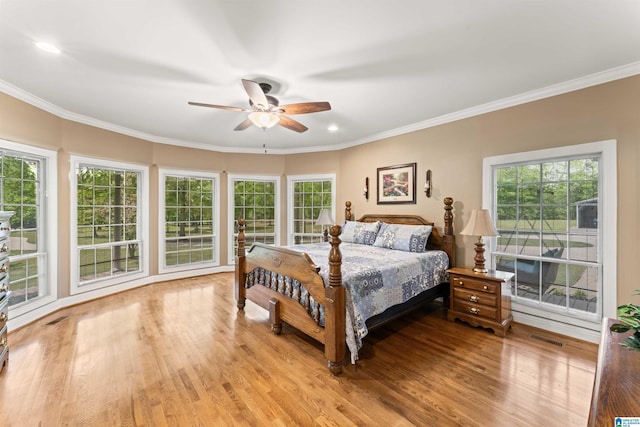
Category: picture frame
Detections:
[{"x1": 377, "y1": 162, "x2": 417, "y2": 204}]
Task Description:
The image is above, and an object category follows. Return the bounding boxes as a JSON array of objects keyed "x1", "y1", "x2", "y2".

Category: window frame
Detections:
[
  {"x1": 287, "y1": 174, "x2": 336, "y2": 245},
  {"x1": 158, "y1": 168, "x2": 220, "y2": 274},
  {"x1": 69, "y1": 155, "x2": 149, "y2": 294},
  {"x1": 0, "y1": 138, "x2": 58, "y2": 318},
  {"x1": 227, "y1": 174, "x2": 280, "y2": 265},
  {"x1": 482, "y1": 140, "x2": 616, "y2": 340}
]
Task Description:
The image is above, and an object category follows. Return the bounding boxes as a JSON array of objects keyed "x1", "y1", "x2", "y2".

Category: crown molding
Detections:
[
  {"x1": 2, "y1": 61, "x2": 639, "y2": 154},
  {"x1": 344, "y1": 61, "x2": 640, "y2": 149}
]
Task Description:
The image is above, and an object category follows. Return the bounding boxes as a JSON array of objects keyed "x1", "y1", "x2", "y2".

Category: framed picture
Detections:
[{"x1": 377, "y1": 162, "x2": 417, "y2": 204}]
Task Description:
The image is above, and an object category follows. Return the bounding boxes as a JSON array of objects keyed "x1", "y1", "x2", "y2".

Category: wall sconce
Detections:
[
  {"x1": 424, "y1": 170, "x2": 432, "y2": 198},
  {"x1": 363, "y1": 177, "x2": 369, "y2": 200}
]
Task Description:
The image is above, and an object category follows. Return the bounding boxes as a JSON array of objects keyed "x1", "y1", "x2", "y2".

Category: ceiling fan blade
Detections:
[
  {"x1": 279, "y1": 102, "x2": 331, "y2": 115},
  {"x1": 234, "y1": 118, "x2": 253, "y2": 131},
  {"x1": 242, "y1": 79, "x2": 269, "y2": 109},
  {"x1": 188, "y1": 101, "x2": 246, "y2": 112},
  {"x1": 278, "y1": 115, "x2": 308, "y2": 133}
]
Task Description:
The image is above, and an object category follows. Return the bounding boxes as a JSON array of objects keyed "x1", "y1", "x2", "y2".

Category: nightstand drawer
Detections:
[
  {"x1": 453, "y1": 299, "x2": 498, "y2": 321},
  {"x1": 453, "y1": 287, "x2": 497, "y2": 307},
  {"x1": 0, "y1": 324, "x2": 6, "y2": 352},
  {"x1": 450, "y1": 275, "x2": 498, "y2": 294},
  {"x1": 0, "y1": 297, "x2": 7, "y2": 330}
]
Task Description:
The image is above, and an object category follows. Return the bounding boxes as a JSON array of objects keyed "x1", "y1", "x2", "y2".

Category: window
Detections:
[
  {"x1": 70, "y1": 156, "x2": 149, "y2": 293},
  {"x1": 288, "y1": 174, "x2": 335, "y2": 244},
  {"x1": 0, "y1": 139, "x2": 57, "y2": 316},
  {"x1": 483, "y1": 140, "x2": 616, "y2": 339},
  {"x1": 228, "y1": 175, "x2": 279, "y2": 264},
  {"x1": 159, "y1": 169, "x2": 219, "y2": 273}
]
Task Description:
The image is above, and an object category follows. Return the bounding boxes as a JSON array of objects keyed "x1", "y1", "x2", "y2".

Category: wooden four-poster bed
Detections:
[{"x1": 234, "y1": 198, "x2": 456, "y2": 374}]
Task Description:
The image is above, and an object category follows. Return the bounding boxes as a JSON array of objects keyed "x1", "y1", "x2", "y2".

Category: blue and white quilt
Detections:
[{"x1": 286, "y1": 242, "x2": 449, "y2": 363}]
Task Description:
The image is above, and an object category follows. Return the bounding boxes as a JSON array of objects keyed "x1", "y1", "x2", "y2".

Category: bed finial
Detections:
[
  {"x1": 328, "y1": 224, "x2": 343, "y2": 288},
  {"x1": 237, "y1": 218, "x2": 246, "y2": 257},
  {"x1": 345, "y1": 201, "x2": 352, "y2": 221},
  {"x1": 443, "y1": 197, "x2": 456, "y2": 267},
  {"x1": 444, "y1": 197, "x2": 453, "y2": 236},
  {"x1": 325, "y1": 223, "x2": 345, "y2": 375}
]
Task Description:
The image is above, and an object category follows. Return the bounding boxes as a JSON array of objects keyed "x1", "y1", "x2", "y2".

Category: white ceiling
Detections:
[{"x1": 1, "y1": 1, "x2": 640, "y2": 154}]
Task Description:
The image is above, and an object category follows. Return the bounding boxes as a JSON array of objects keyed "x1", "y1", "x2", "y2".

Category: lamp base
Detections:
[{"x1": 473, "y1": 237, "x2": 488, "y2": 273}]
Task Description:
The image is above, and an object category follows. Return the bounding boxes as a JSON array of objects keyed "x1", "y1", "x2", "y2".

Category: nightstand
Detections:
[{"x1": 447, "y1": 267, "x2": 514, "y2": 337}]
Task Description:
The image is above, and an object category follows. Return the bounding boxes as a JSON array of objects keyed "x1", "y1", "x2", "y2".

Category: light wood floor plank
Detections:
[{"x1": 0, "y1": 272, "x2": 597, "y2": 426}]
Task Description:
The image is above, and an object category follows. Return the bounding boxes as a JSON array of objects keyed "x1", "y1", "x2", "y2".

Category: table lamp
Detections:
[
  {"x1": 460, "y1": 209, "x2": 499, "y2": 273},
  {"x1": 315, "y1": 209, "x2": 334, "y2": 242}
]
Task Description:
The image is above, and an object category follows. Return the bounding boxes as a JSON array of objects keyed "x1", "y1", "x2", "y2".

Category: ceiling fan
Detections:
[{"x1": 188, "y1": 79, "x2": 331, "y2": 133}]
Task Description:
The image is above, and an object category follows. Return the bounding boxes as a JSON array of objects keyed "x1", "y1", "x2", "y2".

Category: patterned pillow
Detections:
[
  {"x1": 372, "y1": 223, "x2": 433, "y2": 252},
  {"x1": 341, "y1": 221, "x2": 381, "y2": 245}
]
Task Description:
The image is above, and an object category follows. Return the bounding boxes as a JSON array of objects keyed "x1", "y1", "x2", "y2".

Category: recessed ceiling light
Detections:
[
  {"x1": 34, "y1": 41, "x2": 61, "y2": 54},
  {"x1": 328, "y1": 124, "x2": 339, "y2": 132}
]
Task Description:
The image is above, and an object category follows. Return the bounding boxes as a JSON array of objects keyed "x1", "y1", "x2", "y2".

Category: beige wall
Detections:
[
  {"x1": 0, "y1": 75, "x2": 638, "y2": 304},
  {"x1": 339, "y1": 76, "x2": 639, "y2": 303}
]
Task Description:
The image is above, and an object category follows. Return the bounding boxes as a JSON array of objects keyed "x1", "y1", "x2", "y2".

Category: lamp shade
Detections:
[
  {"x1": 315, "y1": 209, "x2": 334, "y2": 226},
  {"x1": 460, "y1": 209, "x2": 499, "y2": 237},
  {"x1": 248, "y1": 111, "x2": 280, "y2": 129}
]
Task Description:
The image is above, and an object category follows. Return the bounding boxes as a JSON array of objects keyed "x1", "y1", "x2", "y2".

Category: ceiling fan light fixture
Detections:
[
  {"x1": 249, "y1": 111, "x2": 280, "y2": 129},
  {"x1": 34, "y1": 41, "x2": 61, "y2": 54}
]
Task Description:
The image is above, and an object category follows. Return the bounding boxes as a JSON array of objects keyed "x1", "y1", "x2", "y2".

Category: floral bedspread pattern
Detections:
[{"x1": 287, "y1": 242, "x2": 449, "y2": 363}]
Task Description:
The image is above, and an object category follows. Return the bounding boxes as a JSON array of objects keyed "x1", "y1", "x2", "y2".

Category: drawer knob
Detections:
[
  {"x1": 469, "y1": 295, "x2": 479, "y2": 303},
  {"x1": 0, "y1": 243, "x2": 6, "y2": 253},
  {"x1": 0, "y1": 337, "x2": 6, "y2": 347},
  {"x1": 0, "y1": 312, "x2": 6, "y2": 322},
  {"x1": 469, "y1": 307, "x2": 480, "y2": 315},
  {"x1": 0, "y1": 284, "x2": 7, "y2": 293},
  {"x1": 0, "y1": 264, "x2": 6, "y2": 273},
  {"x1": 483, "y1": 285, "x2": 488, "y2": 291}
]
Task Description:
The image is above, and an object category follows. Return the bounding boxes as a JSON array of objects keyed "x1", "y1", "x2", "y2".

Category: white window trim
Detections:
[
  {"x1": 158, "y1": 168, "x2": 220, "y2": 274},
  {"x1": 0, "y1": 139, "x2": 58, "y2": 319},
  {"x1": 287, "y1": 174, "x2": 336, "y2": 245},
  {"x1": 227, "y1": 174, "x2": 280, "y2": 265},
  {"x1": 69, "y1": 155, "x2": 150, "y2": 294},
  {"x1": 482, "y1": 139, "x2": 616, "y2": 342}
]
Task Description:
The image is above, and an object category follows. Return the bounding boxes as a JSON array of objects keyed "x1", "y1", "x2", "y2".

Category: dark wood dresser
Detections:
[
  {"x1": 588, "y1": 317, "x2": 640, "y2": 426},
  {"x1": 0, "y1": 211, "x2": 12, "y2": 374}
]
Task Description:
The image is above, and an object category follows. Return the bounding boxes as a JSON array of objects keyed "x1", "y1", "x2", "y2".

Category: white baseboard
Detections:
[
  {"x1": 512, "y1": 310, "x2": 601, "y2": 343},
  {"x1": 8, "y1": 265, "x2": 235, "y2": 331}
]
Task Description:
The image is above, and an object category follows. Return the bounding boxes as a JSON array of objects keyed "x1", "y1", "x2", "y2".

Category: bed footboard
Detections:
[{"x1": 235, "y1": 219, "x2": 346, "y2": 375}]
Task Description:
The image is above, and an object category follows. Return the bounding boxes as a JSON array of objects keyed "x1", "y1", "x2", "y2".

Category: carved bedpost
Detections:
[
  {"x1": 345, "y1": 201, "x2": 352, "y2": 221},
  {"x1": 324, "y1": 223, "x2": 345, "y2": 375},
  {"x1": 443, "y1": 197, "x2": 456, "y2": 268},
  {"x1": 235, "y1": 218, "x2": 247, "y2": 310}
]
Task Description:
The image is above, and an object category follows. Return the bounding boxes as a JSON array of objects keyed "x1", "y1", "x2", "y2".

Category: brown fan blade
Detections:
[
  {"x1": 241, "y1": 79, "x2": 269, "y2": 109},
  {"x1": 234, "y1": 118, "x2": 253, "y2": 131},
  {"x1": 278, "y1": 115, "x2": 308, "y2": 133},
  {"x1": 188, "y1": 101, "x2": 246, "y2": 112},
  {"x1": 279, "y1": 102, "x2": 331, "y2": 115}
]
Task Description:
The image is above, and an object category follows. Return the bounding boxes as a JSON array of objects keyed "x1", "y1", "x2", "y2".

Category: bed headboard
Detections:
[{"x1": 343, "y1": 198, "x2": 456, "y2": 267}]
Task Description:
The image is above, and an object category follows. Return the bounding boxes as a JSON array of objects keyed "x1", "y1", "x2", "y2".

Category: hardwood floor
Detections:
[{"x1": 0, "y1": 273, "x2": 597, "y2": 426}]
